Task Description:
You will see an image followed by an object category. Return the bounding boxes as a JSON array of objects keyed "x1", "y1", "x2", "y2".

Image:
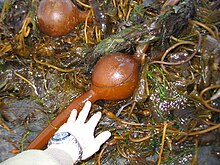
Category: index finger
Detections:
[{"x1": 76, "y1": 101, "x2": 92, "y2": 124}]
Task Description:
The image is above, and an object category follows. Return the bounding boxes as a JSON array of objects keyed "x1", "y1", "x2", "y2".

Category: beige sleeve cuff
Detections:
[
  {"x1": 44, "y1": 148, "x2": 73, "y2": 165},
  {"x1": 1, "y1": 149, "x2": 70, "y2": 165}
]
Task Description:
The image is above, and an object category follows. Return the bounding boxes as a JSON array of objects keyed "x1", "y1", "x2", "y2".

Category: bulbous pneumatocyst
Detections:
[
  {"x1": 92, "y1": 53, "x2": 137, "y2": 87},
  {"x1": 37, "y1": 0, "x2": 80, "y2": 37}
]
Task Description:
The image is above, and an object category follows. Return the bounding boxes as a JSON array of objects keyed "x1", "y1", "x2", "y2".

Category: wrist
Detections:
[
  {"x1": 47, "y1": 144, "x2": 80, "y2": 163},
  {"x1": 47, "y1": 132, "x2": 83, "y2": 163}
]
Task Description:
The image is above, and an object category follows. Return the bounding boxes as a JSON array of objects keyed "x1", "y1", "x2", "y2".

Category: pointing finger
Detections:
[
  {"x1": 76, "y1": 101, "x2": 92, "y2": 124},
  {"x1": 67, "y1": 109, "x2": 77, "y2": 124}
]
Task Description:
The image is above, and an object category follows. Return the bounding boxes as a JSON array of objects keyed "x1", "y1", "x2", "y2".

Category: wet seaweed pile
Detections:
[{"x1": 0, "y1": 0, "x2": 220, "y2": 164}]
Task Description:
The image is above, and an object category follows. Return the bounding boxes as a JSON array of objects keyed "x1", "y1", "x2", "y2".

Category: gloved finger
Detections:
[
  {"x1": 94, "y1": 131, "x2": 111, "y2": 147},
  {"x1": 76, "y1": 101, "x2": 91, "y2": 124},
  {"x1": 85, "y1": 111, "x2": 102, "y2": 131},
  {"x1": 66, "y1": 109, "x2": 77, "y2": 124},
  {"x1": 81, "y1": 131, "x2": 111, "y2": 160},
  {"x1": 56, "y1": 123, "x2": 67, "y2": 133}
]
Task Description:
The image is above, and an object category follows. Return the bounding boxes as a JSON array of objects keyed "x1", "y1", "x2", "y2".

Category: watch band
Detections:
[{"x1": 48, "y1": 132, "x2": 83, "y2": 162}]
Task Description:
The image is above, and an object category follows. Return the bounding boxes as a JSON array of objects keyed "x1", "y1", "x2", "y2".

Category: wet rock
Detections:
[
  {"x1": 0, "y1": 98, "x2": 44, "y2": 126},
  {"x1": 0, "y1": 139, "x2": 15, "y2": 162},
  {"x1": 0, "y1": 98, "x2": 49, "y2": 162}
]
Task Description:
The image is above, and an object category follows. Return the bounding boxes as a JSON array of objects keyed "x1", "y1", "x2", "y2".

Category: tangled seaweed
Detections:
[{"x1": 0, "y1": 0, "x2": 220, "y2": 164}]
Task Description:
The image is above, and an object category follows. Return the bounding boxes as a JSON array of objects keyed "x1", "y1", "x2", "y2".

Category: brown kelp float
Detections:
[
  {"x1": 37, "y1": 0, "x2": 89, "y2": 36},
  {"x1": 27, "y1": 52, "x2": 140, "y2": 149}
]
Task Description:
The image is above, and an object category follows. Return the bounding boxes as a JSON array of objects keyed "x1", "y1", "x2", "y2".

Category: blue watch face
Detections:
[{"x1": 52, "y1": 132, "x2": 71, "y2": 142}]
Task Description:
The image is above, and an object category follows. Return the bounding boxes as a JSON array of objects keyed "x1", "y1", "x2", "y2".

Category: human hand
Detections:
[{"x1": 54, "y1": 101, "x2": 111, "y2": 160}]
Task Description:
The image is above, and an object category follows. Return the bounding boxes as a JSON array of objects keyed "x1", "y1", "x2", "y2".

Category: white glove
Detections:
[{"x1": 51, "y1": 101, "x2": 111, "y2": 160}]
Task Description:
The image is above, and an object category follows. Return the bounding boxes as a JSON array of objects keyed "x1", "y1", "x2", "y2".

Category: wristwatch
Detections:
[{"x1": 48, "y1": 132, "x2": 83, "y2": 162}]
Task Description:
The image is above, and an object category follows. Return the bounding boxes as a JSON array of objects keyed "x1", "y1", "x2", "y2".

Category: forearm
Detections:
[
  {"x1": 1, "y1": 148, "x2": 77, "y2": 165},
  {"x1": 1, "y1": 150, "x2": 61, "y2": 165}
]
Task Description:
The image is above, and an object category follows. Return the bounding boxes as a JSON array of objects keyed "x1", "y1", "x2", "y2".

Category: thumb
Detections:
[
  {"x1": 95, "y1": 131, "x2": 111, "y2": 147},
  {"x1": 82, "y1": 131, "x2": 111, "y2": 160}
]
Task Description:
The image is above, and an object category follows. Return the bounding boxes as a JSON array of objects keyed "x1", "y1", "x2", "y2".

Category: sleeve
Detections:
[{"x1": 1, "y1": 149, "x2": 73, "y2": 165}]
